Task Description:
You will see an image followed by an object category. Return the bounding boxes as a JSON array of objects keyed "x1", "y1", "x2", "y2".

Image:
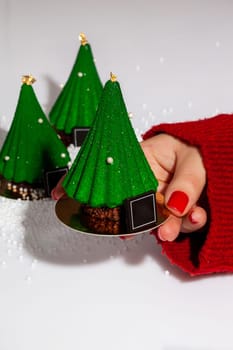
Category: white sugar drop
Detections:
[
  {"x1": 38, "y1": 118, "x2": 43, "y2": 124},
  {"x1": 77, "y1": 72, "x2": 83, "y2": 77},
  {"x1": 60, "y1": 153, "x2": 66, "y2": 158},
  {"x1": 106, "y1": 157, "x2": 114, "y2": 164},
  {"x1": 4, "y1": 155, "x2": 10, "y2": 161}
]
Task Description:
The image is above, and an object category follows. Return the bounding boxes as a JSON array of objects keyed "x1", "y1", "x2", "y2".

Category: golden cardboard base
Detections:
[{"x1": 55, "y1": 196, "x2": 170, "y2": 237}]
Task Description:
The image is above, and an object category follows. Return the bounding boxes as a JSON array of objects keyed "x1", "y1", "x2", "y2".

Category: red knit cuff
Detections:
[{"x1": 143, "y1": 114, "x2": 233, "y2": 275}]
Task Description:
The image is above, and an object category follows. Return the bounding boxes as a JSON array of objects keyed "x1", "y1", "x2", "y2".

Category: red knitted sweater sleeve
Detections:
[{"x1": 143, "y1": 114, "x2": 233, "y2": 275}]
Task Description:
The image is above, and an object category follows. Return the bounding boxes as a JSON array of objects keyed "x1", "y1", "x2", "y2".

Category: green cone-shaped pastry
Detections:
[
  {"x1": 0, "y1": 75, "x2": 70, "y2": 187},
  {"x1": 62, "y1": 74, "x2": 158, "y2": 208},
  {"x1": 49, "y1": 33, "x2": 103, "y2": 137}
]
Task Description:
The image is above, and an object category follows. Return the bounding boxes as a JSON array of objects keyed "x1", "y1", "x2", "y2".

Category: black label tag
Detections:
[
  {"x1": 73, "y1": 127, "x2": 90, "y2": 147},
  {"x1": 44, "y1": 167, "x2": 68, "y2": 197},
  {"x1": 124, "y1": 191, "x2": 157, "y2": 233}
]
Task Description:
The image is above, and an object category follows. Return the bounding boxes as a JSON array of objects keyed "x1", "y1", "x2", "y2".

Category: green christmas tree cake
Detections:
[
  {"x1": 0, "y1": 75, "x2": 70, "y2": 200},
  {"x1": 49, "y1": 33, "x2": 103, "y2": 146},
  {"x1": 62, "y1": 74, "x2": 159, "y2": 234}
]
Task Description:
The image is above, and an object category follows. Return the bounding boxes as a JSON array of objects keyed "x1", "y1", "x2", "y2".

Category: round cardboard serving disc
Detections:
[{"x1": 55, "y1": 196, "x2": 170, "y2": 238}]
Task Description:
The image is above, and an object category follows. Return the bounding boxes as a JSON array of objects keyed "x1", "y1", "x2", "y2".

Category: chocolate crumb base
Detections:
[
  {"x1": 81, "y1": 205, "x2": 126, "y2": 235},
  {"x1": 0, "y1": 176, "x2": 46, "y2": 200}
]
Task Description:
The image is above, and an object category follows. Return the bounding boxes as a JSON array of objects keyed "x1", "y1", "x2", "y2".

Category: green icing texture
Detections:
[
  {"x1": 0, "y1": 84, "x2": 70, "y2": 184},
  {"x1": 63, "y1": 79, "x2": 158, "y2": 208},
  {"x1": 49, "y1": 43, "x2": 103, "y2": 133}
]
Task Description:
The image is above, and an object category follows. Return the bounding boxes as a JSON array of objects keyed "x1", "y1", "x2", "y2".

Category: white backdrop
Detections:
[{"x1": 0, "y1": 1, "x2": 233, "y2": 349}]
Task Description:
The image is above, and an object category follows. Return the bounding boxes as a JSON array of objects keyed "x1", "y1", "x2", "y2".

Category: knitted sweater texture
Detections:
[{"x1": 143, "y1": 114, "x2": 233, "y2": 275}]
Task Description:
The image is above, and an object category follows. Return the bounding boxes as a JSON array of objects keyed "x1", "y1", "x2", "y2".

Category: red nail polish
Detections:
[
  {"x1": 167, "y1": 191, "x2": 189, "y2": 214},
  {"x1": 188, "y1": 210, "x2": 199, "y2": 224}
]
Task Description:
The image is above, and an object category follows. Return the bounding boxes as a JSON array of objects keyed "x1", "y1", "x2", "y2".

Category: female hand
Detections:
[
  {"x1": 141, "y1": 133, "x2": 207, "y2": 241},
  {"x1": 52, "y1": 133, "x2": 207, "y2": 242}
]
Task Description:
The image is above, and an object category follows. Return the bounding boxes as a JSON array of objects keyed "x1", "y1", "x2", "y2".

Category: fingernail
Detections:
[
  {"x1": 167, "y1": 191, "x2": 189, "y2": 214},
  {"x1": 188, "y1": 210, "x2": 199, "y2": 224},
  {"x1": 157, "y1": 227, "x2": 167, "y2": 241}
]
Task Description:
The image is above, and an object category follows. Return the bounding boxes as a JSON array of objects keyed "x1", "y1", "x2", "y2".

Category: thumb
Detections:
[
  {"x1": 164, "y1": 144, "x2": 206, "y2": 217},
  {"x1": 51, "y1": 174, "x2": 67, "y2": 200}
]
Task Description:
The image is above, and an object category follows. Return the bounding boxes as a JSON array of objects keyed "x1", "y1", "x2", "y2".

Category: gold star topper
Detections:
[
  {"x1": 21, "y1": 75, "x2": 36, "y2": 85},
  {"x1": 79, "y1": 33, "x2": 88, "y2": 46},
  {"x1": 110, "y1": 72, "x2": 117, "y2": 82}
]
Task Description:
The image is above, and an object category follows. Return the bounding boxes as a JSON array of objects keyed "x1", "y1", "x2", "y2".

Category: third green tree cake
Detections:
[{"x1": 0, "y1": 75, "x2": 70, "y2": 200}]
